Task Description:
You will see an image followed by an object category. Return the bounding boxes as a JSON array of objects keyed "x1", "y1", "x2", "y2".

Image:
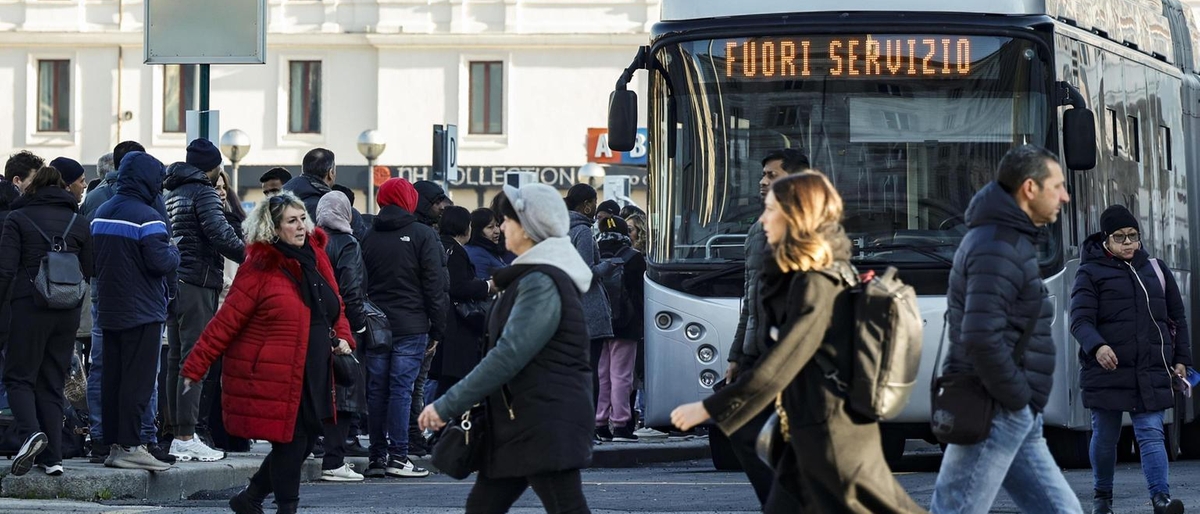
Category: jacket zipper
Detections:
[{"x1": 500, "y1": 386, "x2": 515, "y2": 420}]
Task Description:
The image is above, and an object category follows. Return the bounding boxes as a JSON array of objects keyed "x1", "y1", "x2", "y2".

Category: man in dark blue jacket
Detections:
[
  {"x1": 931, "y1": 145, "x2": 1078, "y2": 513},
  {"x1": 91, "y1": 151, "x2": 180, "y2": 472},
  {"x1": 282, "y1": 148, "x2": 367, "y2": 239},
  {"x1": 162, "y1": 139, "x2": 244, "y2": 463}
]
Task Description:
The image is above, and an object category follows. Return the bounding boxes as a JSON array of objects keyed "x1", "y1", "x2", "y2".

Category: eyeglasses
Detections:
[{"x1": 1110, "y1": 232, "x2": 1140, "y2": 244}]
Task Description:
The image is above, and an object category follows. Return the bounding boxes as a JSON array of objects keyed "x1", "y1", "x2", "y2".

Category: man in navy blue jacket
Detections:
[{"x1": 91, "y1": 151, "x2": 180, "y2": 472}]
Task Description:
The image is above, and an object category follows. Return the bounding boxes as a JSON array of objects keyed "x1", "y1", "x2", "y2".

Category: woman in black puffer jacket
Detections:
[
  {"x1": 0, "y1": 165, "x2": 93, "y2": 476},
  {"x1": 1070, "y1": 205, "x2": 1191, "y2": 514}
]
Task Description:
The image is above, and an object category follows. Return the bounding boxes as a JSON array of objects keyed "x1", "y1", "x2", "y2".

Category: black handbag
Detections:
[
  {"x1": 929, "y1": 312, "x2": 1037, "y2": 445},
  {"x1": 331, "y1": 329, "x2": 360, "y2": 388},
  {"x1": 362, "y1": 300, "x2": 393, "y2": 352},
  {"x1": 453, "y1": 298, "x2": 491, "y2": 332},
  {"x1": 431, "y1": 404, "x2": 486, "y2": 479}
]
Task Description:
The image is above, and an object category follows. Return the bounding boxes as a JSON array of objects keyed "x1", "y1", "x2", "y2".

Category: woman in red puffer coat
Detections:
[{"x1": 181, "y1": 192, "x2": 354, "y2": 514}]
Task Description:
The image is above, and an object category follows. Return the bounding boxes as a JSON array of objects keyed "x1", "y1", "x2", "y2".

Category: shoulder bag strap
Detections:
[
  {"x1": 1150, "y1": 258, "x2": 1167, "y2": 293},
  {"x1": 930, "y1": 311, "x2": 951, "y2": 385},
  {"x1": 9, "y1": 210, "x2": 54, "y2": 247}
]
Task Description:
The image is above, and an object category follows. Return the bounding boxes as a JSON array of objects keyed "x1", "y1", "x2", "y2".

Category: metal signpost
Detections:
[{"x1": 433, "y1": 124, "x2": 459, "y2": 195}]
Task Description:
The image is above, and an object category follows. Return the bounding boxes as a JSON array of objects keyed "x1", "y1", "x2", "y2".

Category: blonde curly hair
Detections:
[
  {"x1": 243, "y1": 192, "x2": 313, "y2": 245},
  {"x1": 769, "y1": 171, "x2": 844, "y2": 273}
]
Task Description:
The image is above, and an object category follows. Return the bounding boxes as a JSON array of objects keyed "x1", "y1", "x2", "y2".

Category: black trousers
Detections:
[
  {"x1": 101, "y1": 323, "x2": 162, "y2": 448},
  {"x1": 3, "y1": 299, "x2": 78, "y2": 464},
  {"x1": 250, "y1": 420, "x2": 318, "y2": 505},
  {"x1": 321, "y1": 414, "x2": 352, "y2": 470},
  {"x1": 465, "y1": 469, "x2": 591, "y2": 514}
]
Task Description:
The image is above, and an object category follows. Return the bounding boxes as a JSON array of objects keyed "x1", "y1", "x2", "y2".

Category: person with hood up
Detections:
[
  {"x1": 162, "y1": 138, "x2": 246, "y2": 463},
  {"x1": 0, "y1": 163, "x2": 93, "y2": 476},
  {"x1": 409, "y1": 179, "x2": 452, "y2": 456},
  {"x1": 593, "y1": 216, "x2": 645, "y2": 443},
  {"x1": 1070, "y1": 205, "x2": 1190, "y2": 514},
  {"x1": 181, "y1": 192, "x2": 355, "y2": 514},
  {"x1": 464, "y1": 208, "x2": 508, "y2": 281},
  {"x1": 413, "y1": 180, "x2": 452, "y2": 229},
  {"x1": 360, "y1": 178, "x2": 446, "y2": 479},
  {"x1": 314, "y1": 191, "x2": 368, "y2": 483},
  {"x1": 431, "y1": 206, "x2": 493, "y2": 397},
  {"x1": 282, "y1": 148, "x2": 367, "y2": 239},
  {"x1": 419, "y1": 183, "x2": 594, "y2": 514},
  {"x1": 91, "y1": 151, "x2": 180, "y2": 473}
]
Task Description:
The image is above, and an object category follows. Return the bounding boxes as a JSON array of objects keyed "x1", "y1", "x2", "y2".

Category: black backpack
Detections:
[
  {"x1": 600, "y1": 246, "x2": 637, "y2": 330},
  {"x1": 816, "y1": 267, "x2": 923, "y2": 421}
]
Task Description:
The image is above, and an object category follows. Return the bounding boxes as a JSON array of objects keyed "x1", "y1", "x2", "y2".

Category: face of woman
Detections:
[
  {"x1": 1106, "y1": 228, "x2": 1140, "y2": 261},
  {"x1": 275, "y1": 206, "x2": 308, "y2": 247},
  {"x1": 759, "y1": 190, "x2": 787, "y2": 247},
  {"x1": 501, "y1": 215, "x2": 533, "y2": 255},
  {"x1": 214, "y1": 174, "x2": 227, "y2": 203},
  {"x1": 483, "y1": 219, "x2": 501, "y2": 243}
]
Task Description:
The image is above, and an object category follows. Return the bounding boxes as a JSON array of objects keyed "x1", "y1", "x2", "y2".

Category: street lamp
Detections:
[
  {"x1": 357, "y1": 129, "x2": 387, "y2": 215},
  {"x1": 219, "y1": 129, "x2": 251, "y2": 193},
  {"x1": 579, "y1": 162, "x2": 606, "y2": 188}
]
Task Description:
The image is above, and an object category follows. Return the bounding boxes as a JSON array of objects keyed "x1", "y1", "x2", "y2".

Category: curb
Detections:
[{"x1": 0, "y1": 439, "x2": 710, "y2": 500}]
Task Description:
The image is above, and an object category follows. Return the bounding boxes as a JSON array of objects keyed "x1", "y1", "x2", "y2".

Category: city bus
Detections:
[{"x1": 608, "y1": 0, "x2": 1200, "y2": 467}]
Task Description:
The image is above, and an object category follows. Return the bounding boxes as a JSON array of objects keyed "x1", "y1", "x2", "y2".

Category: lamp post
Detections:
[
  {"x1": 219, "y1": 129, "x2": 251, "y2": 193},
  {"x1": 357, "y1": 129, "x2": 387, "y2": 215},
  {"x1": 579, "y1": 162, "x2": 606, "y2": 189}
]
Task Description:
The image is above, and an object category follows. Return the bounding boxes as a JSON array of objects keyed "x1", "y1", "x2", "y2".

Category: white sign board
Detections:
[
  {"x1": 604, "y1": 175, "x2": 631, "y2": 204},
  {"x1": 145, "y1": 0, "x2": 266, "y2": 64},
  {"x1": 445, "y1": 125, "x2": 459, "y2": 182}
]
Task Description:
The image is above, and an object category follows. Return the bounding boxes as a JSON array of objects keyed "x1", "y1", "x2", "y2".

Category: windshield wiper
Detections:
[
  {"x1": 681, "y1": 262, "x2": 744, "y2": 289},
  {"x1": 854, "y1": 243, "x2": 956, "y2": 267}
]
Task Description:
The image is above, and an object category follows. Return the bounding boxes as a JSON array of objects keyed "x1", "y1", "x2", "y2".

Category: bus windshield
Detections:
[{"x1": 648, "y1": 34, "x2": 1052, "y2": 266}]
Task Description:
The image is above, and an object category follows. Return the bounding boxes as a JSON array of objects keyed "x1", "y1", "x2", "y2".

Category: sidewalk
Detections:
[{"x1": 0, "y1": 436, "x2": 710, "y2": 501}]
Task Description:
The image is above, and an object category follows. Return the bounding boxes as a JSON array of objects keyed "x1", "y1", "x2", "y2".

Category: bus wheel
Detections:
[
  {"x1": 1044, "y1": 427, "x2": 1091, "y2": 469},
  {"x1": 709, "y1": 425, "x2": 743, "y2": 471}
]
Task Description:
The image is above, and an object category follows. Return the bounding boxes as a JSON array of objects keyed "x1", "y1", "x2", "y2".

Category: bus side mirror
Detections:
[
  {"x1": 608, "y1": 89, "x2": 638, "y2": 152},
  {"x1": 1062, "y1": 108, "x2": 1097, "y2": 171}
]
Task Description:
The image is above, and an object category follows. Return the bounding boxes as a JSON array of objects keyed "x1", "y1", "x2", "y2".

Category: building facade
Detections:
[{"x1": 0, "y1": 0, "x2": 657, "y2": 209}]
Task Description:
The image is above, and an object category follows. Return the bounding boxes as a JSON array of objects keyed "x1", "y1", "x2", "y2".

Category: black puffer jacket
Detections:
[
  {"x1": 944, "y1": 182, "x2": 1056, "y2": 412},
  {"x1": 0, "y1": 187, "x2": 93, "y2": 304},
  {"x1": 1070, "y1": 232, "x2": 1191, "y2": 412},
  {"x1": 361, "y1": 205, "x2": 447, "y2": 341},
  {"x1": 163, "y1": 163, "x2": 244, "y2": 290}
]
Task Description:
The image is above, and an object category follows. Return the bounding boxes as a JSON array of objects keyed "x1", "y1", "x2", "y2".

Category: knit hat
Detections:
[
  {"x1": 598, "y1": 215, "x2": 629, "y2": 235},
  {"x1": 597, "y1": 199, "x2": 621, "y2": 217},
  {"x1": 186, "y1": 138, "x2": 223, "y2": 172},
  {"x1": 316, "y1": 191, "x2": 353, "y2": 234},
  {"x1": 502, "y1": 184, "x2": 570, "y2": 243},
  {"x1": 377, "y1": 178, "x2": 418, "y2": 213},
  {"x1": 1100, "y1": 205, "x2": 1139, "y2": 235},
  {"x1": 49, "y1": 157, "x2": 85, "y2": 184},
  {"x1": 259, "y1": 167, "x2": 292, "y2": 184}
]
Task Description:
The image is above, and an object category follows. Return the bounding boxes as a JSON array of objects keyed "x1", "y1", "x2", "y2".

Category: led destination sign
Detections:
[{"x1": 724, "y1": 35, "x2": 977, "y2": 79}]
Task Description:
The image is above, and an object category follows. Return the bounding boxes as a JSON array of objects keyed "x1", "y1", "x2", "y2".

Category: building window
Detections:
[
  {"x1": 469, "y1": 61, "x2": 503, "y2": 135},
  {"x1": 37, "y1": 60, "x2": 70, "y2": 132},
  {"x1": 163, "y1": 65, "x2": 196, "y2": 133},
  {"x1": 289, "y1": 61, "x2": 321, "y2": 134}
]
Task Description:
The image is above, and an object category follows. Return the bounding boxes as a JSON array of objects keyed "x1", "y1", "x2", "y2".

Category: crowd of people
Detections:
[
  {"x1": 0, "y1": 138, "x2": 650, "y2": 513},
  {"x1": 0, "y1": 138, "x2": 1191, "y2": 514}
]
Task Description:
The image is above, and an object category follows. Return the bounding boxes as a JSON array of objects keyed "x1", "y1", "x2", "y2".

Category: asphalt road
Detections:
[{"x1": 7, "y1": 452, "x2": 1200, "y2": 513}]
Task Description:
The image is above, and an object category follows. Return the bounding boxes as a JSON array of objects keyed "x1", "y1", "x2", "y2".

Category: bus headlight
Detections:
[
  {"x1": 699, "y1": 370, "x2": 719, "y2": 388},
  {"x1": 655, "y1": 312, "x2": 673, "y2": 330},
  {"x1": 685, "y1": 323, "x2": 704, "y2": 341},
  {"x1": 697, "y1": 345, "x2": 716, "y2": 364}
]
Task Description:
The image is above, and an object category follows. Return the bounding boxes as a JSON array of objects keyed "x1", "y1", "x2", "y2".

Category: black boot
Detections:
[
  {"x1": 275, "y1": 501, "x2": 298, "y2": 514},
  {"x1": 228, "y1": 481, "x2": 268, "y2": 514},
  {"x1": 1091, "y1": 490, "x2": 1113, "y2": 514},
  {"x1": 1153, "y1": 492, "x2": 1184, "y2": 514}
]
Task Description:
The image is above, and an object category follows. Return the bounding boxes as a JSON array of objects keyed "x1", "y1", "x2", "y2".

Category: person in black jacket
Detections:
[
  {"x1": 593, "y1": 216, "x2": 645, "y2": 443},
  {"x1": 282, "y1": 148, "x2": 367, "y2": 240},
  {"x1": 1071, "y1": 205, "x2": 1190, "y2": 514},
  {"x1": 360, "y1": 178, "x2": 446, "y2": 479},
  {"x1": 413, "y1": 180, "x2": 451, "y2": 229},
  {"x1": 0, "y1": 164, "x2": 93, "y2": 476},
  {"x1": 431, "y1": 206, "x2": 492, "y2": 398},
  {"x1": 0, "y1": 179, "x2": 19, "y2": 416},
  {"x1": 314, "y1": 191, "x2": 368, "y2": 482},
  {"x1": 162, "y1": 139, "x2": 245, "y2": 463},
  {"x1": 409, "y1": 180, "x2": 453, "y2": 456},
  {"x1": 931, "y1": 145, "x2": 1080, "y2": 513}
]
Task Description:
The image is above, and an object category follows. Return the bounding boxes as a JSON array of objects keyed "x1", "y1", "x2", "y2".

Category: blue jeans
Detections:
[
  {"x1": 87, "y1": 302, "x2": 160, "y2": 446},
  {"x1": 366, "y1": 333, "x2": 427, "y2": 461},
  {"x1": 931, "y1": 406, "x2": 1083, "y2": 514},
  {"x1": 1091, "y1": 408, "x2": 1169, "y2": 497}
]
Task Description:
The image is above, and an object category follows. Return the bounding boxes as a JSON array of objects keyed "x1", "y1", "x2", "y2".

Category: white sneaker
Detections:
[
  {"x1": 385, "y1": 457, "x2": 430, "y2": 478},
  {"x1": 38, "y1": 463, "x2": 64, "y2": 476},
  {"x1": 634, "y1": 427, "x2": 669, "y2": 439},
  {"x1": 321, "y1": 463, "x2": 364, "y2": 482},
  {"x1": 169, "y1": 438, "x2": 226, "y2": 462}
]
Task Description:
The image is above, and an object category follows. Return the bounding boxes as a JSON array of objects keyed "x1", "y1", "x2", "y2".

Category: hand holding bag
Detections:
[
  {"x1": 331, "y1": 331, "x2": 360, "y2": 388},
  {"x1": 431, "y1": 404, "x2": 487, "y2": 479},
  {"x1": 929, "y1": 312, "x2": 1036, "y2": 445}
]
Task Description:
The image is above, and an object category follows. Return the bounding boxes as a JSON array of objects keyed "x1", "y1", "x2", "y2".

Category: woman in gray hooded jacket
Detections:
[{"x1": 420, "y1": 183, "x2": 593, "y2": 514}]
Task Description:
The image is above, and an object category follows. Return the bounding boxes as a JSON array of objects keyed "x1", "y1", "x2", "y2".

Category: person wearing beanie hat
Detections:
[
  {"x1": 49, "y1": 157, "x2": 87, "y2": 202},
  {"x1": 185, "y1": 139, "x2": 222, "y2": 173},
  {"x1": 596, "y1": 199, "x2": 621, "y2": 222},
  {"x1": 592, "y1": 213, "x2": 645, "y2": 443},
  {"x1": 359, "y1": 176, "x2": 446, "y2": 478},
  {"x1": 419, "y1": 183, "x2": 594, "y2": 513},
  {"x1": 1071, "y1": 203, "x2": 1190, "y2": 514}
]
